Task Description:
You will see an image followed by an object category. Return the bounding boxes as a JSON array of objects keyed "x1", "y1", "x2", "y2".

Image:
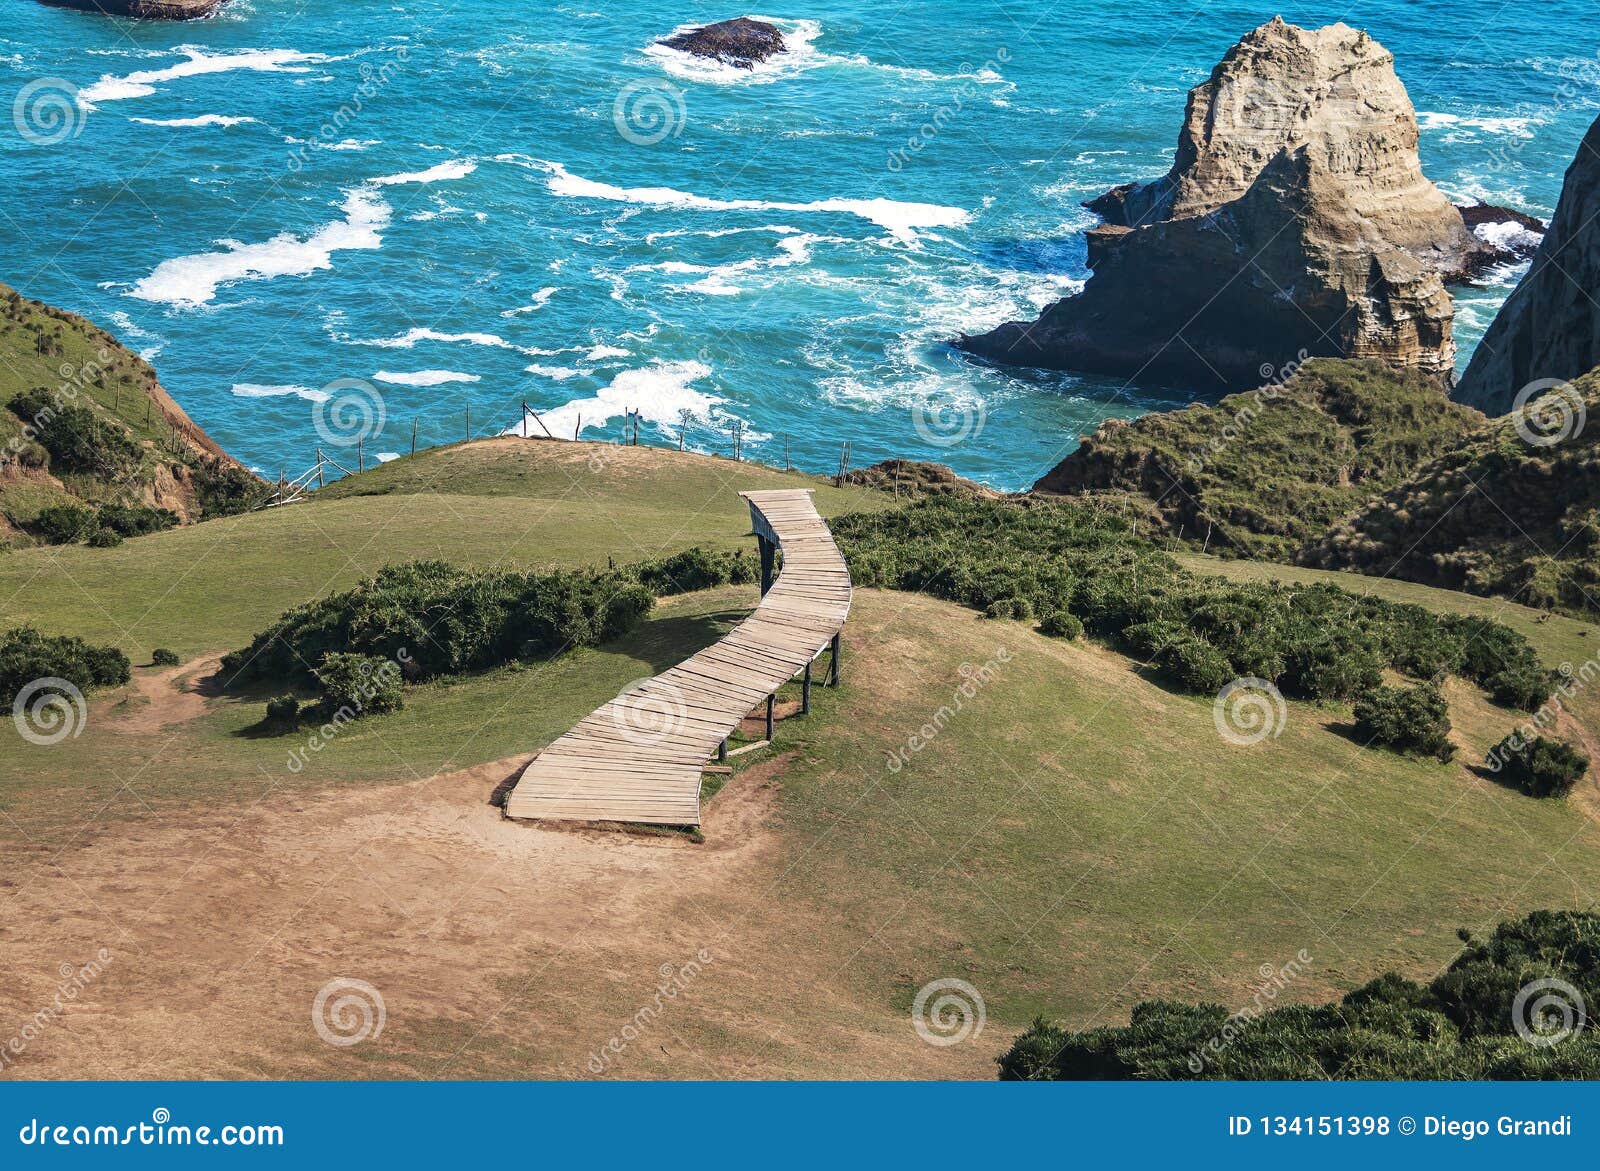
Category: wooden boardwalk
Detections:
[{"x1": 503, "y1": 489, "x2": 852, "y2": 827}]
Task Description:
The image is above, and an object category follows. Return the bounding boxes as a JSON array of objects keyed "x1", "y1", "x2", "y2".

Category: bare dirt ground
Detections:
[{"x1": 0, "y1": 739, "x2": 997, "y2": 1079}]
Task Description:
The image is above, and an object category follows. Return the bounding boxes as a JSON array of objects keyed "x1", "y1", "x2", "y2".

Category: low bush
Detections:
[
  {"x1": 0, "y1": 625, "x2": 130, "y2": 709},
  {"x1": 86, "y1": 527, "x2": 122, "y2": 548},
  {"x1": 1489, "y1": 734, "x2": 1590, "y2": 798},
  {"x1": 629, "y1": 547, "x2": 757, "y2": 595},
  {"x1": 999, "y1": 910, "x2": 1600, "y2": 1080},
  {"x1": 833, "y1": 497, "x2": 1552, "y2": 709},
  {"x1": 314, "y1": 653, "x2": 403, "y2": 718},
  {"x1": 31, "y1": 504, "x2": 98, "y2": 545},
  {"x1": 190, "y1": 459, "x2": 268, "y2": 518},
  {"x1": 1353, "y1": 683, "x2": 1454, "y2": 761},
  {"x1": 97, "y1": 503, "x2": 178, "y2": 538},
  {"x1": 264, "y1": 695, "x2": 299, "y2": 730},
  {"x1": 1039, "y1": 611, "x2": 1083, "y2": 640},
  {"x1": 150, "y1": 648, "x2": 180, "y2": 667},
  {"x1": 983, "y1": 597, "x2": 1033, "y2": 621},
  {"x1": 7, "y1": 388, "x2": 143, "y2": 478}
]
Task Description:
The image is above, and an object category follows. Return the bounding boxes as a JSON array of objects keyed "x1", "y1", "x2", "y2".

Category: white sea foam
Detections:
[
  {"x1": 373, "y1": 369, "x2": 480, "y2": 387},
  {"x1": 1473, "y1": 220, "x2": 1544, "y2": 252},
  {"x1": 358, "y1": 327, "x2": 524, "y2": 351},
  {"x1": 131, "y1": 114, "x2": 256, "y2": 127},
  {"x1": 1416, "y1": 111, "x2": 1541, "y2": 141},
  {"x1": 533, "y1": 159, "x2": 968, "y2": 244},
  {"x1": 131, "y1": 186, "x2": 390, "y2": 307},
  {"x1": 505, "y1": 360, "x2": 719, "y2": 438},
  {"x1": 130, "y1": 162, "x2": 474, "y2": 308},
  {"x1": 79, "y1": 47, "x2": 328, "y2": 107},
  {"x1": 584, "y1": 344, "x2": 630, "y2": 361},
  {"x1": 370, "y1": 159, "x2": 476, "y2": 186},
  {"x1": 501, "y1": 286, "x2": 560, "y2": 316},
  {"x1": 526, "y1": 364, "x2": 580, "y2": 381},
  {"x1": 231, "y1": 382, "x2": 330, "y2": 402}
]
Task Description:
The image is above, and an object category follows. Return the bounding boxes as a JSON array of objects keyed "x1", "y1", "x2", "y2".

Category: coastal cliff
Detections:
[
  {"x1": 1455, "y1": 114, "x2": 1600, "y2": 415},
  {"x1": 961, "y1": 18, "x2": 1481, "y2": 393}
]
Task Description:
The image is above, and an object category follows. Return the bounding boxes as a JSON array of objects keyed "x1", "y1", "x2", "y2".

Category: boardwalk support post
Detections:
[
  {"x1": 829, "y1": 632, "x2": 841, "y2": 686},
  {"x1": 717, "y1": 739, "x2": 727, "y2": 763},
  {"x1": 802, "y1": 660, "x2": 812, "y2": 714},
  {"x1": 765, "y1": 694, "x2": 775, "y2": 740}
]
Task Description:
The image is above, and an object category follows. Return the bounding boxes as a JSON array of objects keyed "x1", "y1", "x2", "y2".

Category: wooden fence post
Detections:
[
  {"x1": 357, "y1": 436, "x2": 363, "y2": 472},
  {"x1": 316, "y1": 449, "x2": 325, "y2": 489},
  {"x1": 411, "y1": 418, "x2": 417, "y2": 456}
]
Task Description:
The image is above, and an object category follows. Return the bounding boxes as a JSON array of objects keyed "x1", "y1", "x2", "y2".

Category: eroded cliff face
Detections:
[
  {"x1": 962, "y1": 18, "x2": 1479, "y2": 393},
  {"x1": 1455, "y1": 114, "x2": 1600, "y2": 415}
]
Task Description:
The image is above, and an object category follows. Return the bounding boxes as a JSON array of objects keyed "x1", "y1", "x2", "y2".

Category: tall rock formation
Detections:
[
  {"x1": 1454, "y1": 114, "x2": 1600, "y2": 415},
  {"x1": 961, "y1": 18, "x2": 1485, "y2": 393}
]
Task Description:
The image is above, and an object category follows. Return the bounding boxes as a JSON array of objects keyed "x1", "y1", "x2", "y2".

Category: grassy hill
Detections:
[
  {"x1": 1032, "y1": 359, "x2": 1482, "y2": 560},
  {"x1": 1306, "y1": 367, "x2": 1600, "y2": 616},
  {"x1": 4, "y1": 437, "x2": 1600, "y2": 1078},
  {"x1": 0, "y1": 282, "x2": 258, "y2": 543}
]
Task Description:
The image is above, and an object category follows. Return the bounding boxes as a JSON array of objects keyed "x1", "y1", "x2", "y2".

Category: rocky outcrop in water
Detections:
[
  {"x1": 660, "y1": 18, "x2": 786, "y2": 69},
  {"x1": 1454, "y1": 115, "x2": 1600, "y2": 415},
  {"x1": 37, "y1": 0, "x2": 224, "y2": 17},
  {"x1": 961, "y1": 18, "x2": 1483, "y2": 393}
]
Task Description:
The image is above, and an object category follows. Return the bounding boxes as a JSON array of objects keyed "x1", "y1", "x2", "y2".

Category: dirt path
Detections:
[
  {"x1": 0, "y1": 750, "x2": 995, "y2": 1080},
  {"x1": 108, "y1": 655, "x2": 221, "y2": 735}
]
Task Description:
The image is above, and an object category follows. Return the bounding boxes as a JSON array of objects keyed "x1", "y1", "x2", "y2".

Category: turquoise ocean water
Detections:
[{"x1": 1, "y1": 1, "x2": 1596, "y2": 487}]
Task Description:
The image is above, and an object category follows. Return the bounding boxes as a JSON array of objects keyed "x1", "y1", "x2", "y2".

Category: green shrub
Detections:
[
  {"x1": 313, "y1": 652, "x2": 403, "y2": 717},
  {"x1": 1039, "y1": 611, "x2": 1083, "y2": 640},
  {"x1": 832, "y1": 497, "x2": 1550, "y2": 709},
  {"x1": 1156, "y1": 638, "x2": 1233, "y2": 694},
  {"x1": 150, "y1": 648, "x2": 180, "y2": 667},
  {"x1": 264, "y1": 694, "x2": 299, "y2": 729},
  {"x1": 0, "y1": 625, "x2": 130, "y2": 709},
  {"x1": 86, "y1": 526, "x2": 122, "y2": 548},
  {"x1": 999, "y1": 910, "x2": 1600, "y2": 1080},
  {"x1": 97, "y1": 503, "x2": 179, "y2": 538},
  {"x1": 983, "y1": 597, "x2": 1033, "y2": 621},
  {"x1": 1488, "y1": 734, "x2": 1589, "y2": 798},
  {"x1": 1354, "y1": 683, "x2": 1454, "y2": 761},
  {"x1": 190, "y1": 459, "x2": 267, "y2": 518},
  {"x1": 630, "y1": 547, "x2": 758, "y2": 594},
  {"x1": 31, "y1": 504, "x2": 97, "y2": 545},
  {"x1": 7, "y1": 388, "x2": 142, "y2": 478}
]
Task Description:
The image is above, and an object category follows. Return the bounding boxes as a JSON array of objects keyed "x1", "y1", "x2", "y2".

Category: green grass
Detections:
[
  {"x1": 0, "y1": 440, "x2": 887, "y2": 658},
  {"x1": 761, "y1": 591, "x2": 1600, "y2": 1033}
]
